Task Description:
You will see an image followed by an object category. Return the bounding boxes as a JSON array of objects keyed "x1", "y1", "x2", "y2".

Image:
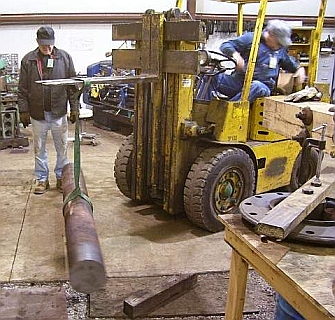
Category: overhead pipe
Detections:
[{"x1": 0, "y1": 13, "x2": 333, "y2": 28}]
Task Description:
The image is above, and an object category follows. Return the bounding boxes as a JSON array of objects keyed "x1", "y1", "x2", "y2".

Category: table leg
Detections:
[{"x1": 225, "y1": 248, "x2": 249, "y2": 320}]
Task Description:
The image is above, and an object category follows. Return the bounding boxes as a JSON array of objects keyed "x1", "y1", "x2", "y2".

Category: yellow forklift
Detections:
[{"x1": 112, "y1": 0, "x2": 327, "y2": 232}]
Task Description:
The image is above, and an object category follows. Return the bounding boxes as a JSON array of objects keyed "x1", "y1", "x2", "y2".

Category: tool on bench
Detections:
[
  {"x1": 311, "y1": 124, "x2": 327, "y2": 187},
  {"x1": 300, "y1": 123, "x2": 327, "y2": 193}
]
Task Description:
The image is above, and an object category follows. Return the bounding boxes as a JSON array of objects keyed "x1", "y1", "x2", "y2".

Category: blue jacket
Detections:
[{"x1": 219, "y1": 32, "x2": 299, "y2": 90}]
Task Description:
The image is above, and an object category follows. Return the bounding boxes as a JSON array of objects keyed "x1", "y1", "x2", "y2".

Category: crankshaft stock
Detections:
[{"x1": 62, "y1": 163, "x2": 106, "y2": 293}]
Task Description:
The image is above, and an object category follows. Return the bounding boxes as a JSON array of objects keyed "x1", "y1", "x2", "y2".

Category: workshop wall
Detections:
[
  {"x1": 0, "y1": 0, "x2": 184, "y2": 14},
  {"x1": 198, "y1": 0, "x2": 334, "y2": 17},
  {"x1": 0, "y1": 0, "x2": 333, "y2": 74},
  {"x1": 1, "y1": 0, "x2": 334, "y2": 16},
  {"x1": 0, "y1": 24, "x2": 126, "y2": 75}
]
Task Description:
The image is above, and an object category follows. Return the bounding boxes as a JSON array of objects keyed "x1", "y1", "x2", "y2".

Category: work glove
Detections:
[
  {"x1": 284, "y1": 86, "x2": 322, "y2": 103},
  {"x1": 19, "y1": 112, "x2": 30, "y2": 128},
  {"x1": 69, "y1": 110, "x2": 78, "y2": 124}
]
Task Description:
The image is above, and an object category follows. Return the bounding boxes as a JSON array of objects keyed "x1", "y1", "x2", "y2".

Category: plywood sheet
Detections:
[{"x1": 0, "y1": 286, "x2": 68, "y2": 320}]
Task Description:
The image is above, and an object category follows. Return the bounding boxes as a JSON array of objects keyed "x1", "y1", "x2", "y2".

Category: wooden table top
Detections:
[{"x1": 219, "y1": 214, "x2": 335, "y2": 319}]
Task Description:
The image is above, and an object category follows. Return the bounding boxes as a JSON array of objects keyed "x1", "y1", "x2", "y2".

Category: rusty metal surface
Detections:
[
  {"x1": 62, "y1": 163, "x2": 106, "y2": 294},
  {"x1": 240, "y1": 192, "x2": 335, "y2": 246}
]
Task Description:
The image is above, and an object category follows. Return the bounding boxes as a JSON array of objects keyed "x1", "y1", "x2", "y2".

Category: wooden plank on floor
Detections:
[
  {"x1": 89, "y1": 273, "x2": 260, "y2": 318},
  {"x1": 256, "y1": 166, "x2": 335, "y2": 239},
  {"x1": 123, "y1": 274, "x2": 197, "y2": 318}
]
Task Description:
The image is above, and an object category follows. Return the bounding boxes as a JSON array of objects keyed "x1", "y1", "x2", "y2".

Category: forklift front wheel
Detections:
[
  {"x1": 184, "y1": 147, "x2": 256, "y2": 232},
  {"x1": 114, "y1": 134, "x2": 133, "y2": 199}
]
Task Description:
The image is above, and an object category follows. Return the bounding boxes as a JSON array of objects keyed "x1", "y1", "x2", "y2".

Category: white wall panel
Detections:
[
  {"x1": 198, "y1": 0, "x2": 334, "y2": 17},
  {"x1": 1, "y1": 0, "x2": 184, "y2": 14},
  {"x1": 0, "y1": 1, "x2": 333, "y2": 75},
  {"x1": 0, "y1": 24, "x2": 128, "y2": 74},
  {"x1": 1, "y1": 0, "x2": 333, "y2": 16}
]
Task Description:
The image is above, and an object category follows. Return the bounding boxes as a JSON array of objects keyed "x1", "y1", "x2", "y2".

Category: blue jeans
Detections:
[
  {"x1": 31, "y1": 112, "x2": 69, "y2": 182},
  {"x1": 217, "y1": 73, "x2": 271, "y2": 103},
  {"x1": 274, "y1": 294, "x2": 305, "y2": 320}
]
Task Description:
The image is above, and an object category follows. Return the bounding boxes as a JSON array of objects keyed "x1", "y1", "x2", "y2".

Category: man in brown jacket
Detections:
[{"x1": 18, "y1": 26, "x2": 78, "y2": 194}]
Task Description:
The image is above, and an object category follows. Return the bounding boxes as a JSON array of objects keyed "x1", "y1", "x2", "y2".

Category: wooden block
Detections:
[
  {"x1": 123, "y1": 274, "x2": 197, "y2": 318},
  {"x1": 163, "y1": 50, "x2": 200, "y2": 75},
  {"x1": 263, "y1": 96, "x2": 335, "y2": 152},
  {"x1": 113, "y1": 49, "x2": 200, "y2": 75},
  {"x1": 112, "y1": 49, "x2": 141, "y2": 70},
  {"x1": 256, "y1": 166, "x2": 335, "y2": 239},
  {"x1": 112, "y1": 23, "x2": 142, "y2": 40},
  {"x1": 164, "y1": 21, "x2": 206, "y2": 42}
]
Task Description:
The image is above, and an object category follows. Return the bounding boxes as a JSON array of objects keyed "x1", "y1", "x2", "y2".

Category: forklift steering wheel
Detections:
[{"x1": 200, "y1": 50, "x2": 236, "y2": 71}]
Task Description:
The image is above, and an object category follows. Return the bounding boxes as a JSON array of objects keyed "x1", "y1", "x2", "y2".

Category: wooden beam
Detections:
[
  {"x1": 256, "y1": 166, "x2": 335, "y2": 239},
  {"x1": 112, "y1": 21, "x2": 206, "y2": 42},
  {"x1": 164, "y1": 21, "x2": 206, "y2": 42},
  {"x1": 123, "y1": 274, "x2": 197, "y2": 318},
  {"x1": 112, "y1": 22, "x2": 142, "y2": 40},
  {"x1": 224, "y1": 250, "x2": 248, "y2": 320},
  {"x1": 163, "y1": 50, "x2": 200, "y2": 74},
  {"x1": 262, "y1": 96, "x2": 335, "y2": 152},
  {"x1": 113, "y1": 49, "x2": 200, "y2": 74}
]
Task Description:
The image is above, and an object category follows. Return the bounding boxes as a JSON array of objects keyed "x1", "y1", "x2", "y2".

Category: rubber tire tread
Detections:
[
  {"x1": 184, "y1": 147, "x2": 255, "y2": 232},
  {"x1": 114, "y1": 134, "x2": 133, "y2": 199}
]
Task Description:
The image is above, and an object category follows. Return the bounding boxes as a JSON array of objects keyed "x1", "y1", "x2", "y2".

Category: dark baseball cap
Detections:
[{"x1": 36, "y1": 26, "x2": 55, "y2": 45}]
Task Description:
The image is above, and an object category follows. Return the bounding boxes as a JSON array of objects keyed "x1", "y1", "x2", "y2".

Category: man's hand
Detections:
[
  {"x1": 20, "y1": 112, "x2": 30, "y2": 128},
  {"x1": 284, "y1": 86, "x2": 322, "y2": 103},
  {"x1": 232, "y1": 51, "x2": 245, "y2": 71},
  {"x1": 69, "y1": 110, "x2": 77, "y2": 124},
  {"x1": 293, "y1": 67, "x2": 306, "y2": 85}
]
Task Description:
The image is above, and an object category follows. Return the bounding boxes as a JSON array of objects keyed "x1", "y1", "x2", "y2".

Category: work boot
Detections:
[
  {"x1": 34, "y1": 180, "x2": 50, "y2": 194},
  {"x1": 56, "y1": 178, "x2": 63, "y2": 193}
]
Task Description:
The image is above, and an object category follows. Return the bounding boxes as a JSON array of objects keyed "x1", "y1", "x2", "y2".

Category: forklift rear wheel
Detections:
[
  {"x1": 114, "y1": 134, "x2": 133, "y2": 199},
  {"x1": 288, "y1": 147, "x2": 319, "y2": 191},
  {"x1": 184, "y1": 147, "x2": 256, "y2": 232}
]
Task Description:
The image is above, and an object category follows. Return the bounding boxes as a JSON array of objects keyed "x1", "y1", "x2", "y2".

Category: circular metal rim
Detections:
[{"x1": 239, "y1": 192, "x2": 335, "y2": 246}]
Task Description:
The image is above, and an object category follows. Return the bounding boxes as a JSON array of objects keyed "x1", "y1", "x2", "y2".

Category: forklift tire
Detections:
[
  {"x1": 184, "y1": 147, "x2": 256, "y2": 232},
  {"x1": 114, "y1": 134, "x2": 133, "y2": 199},
  {"x1": 288, "y1": 147, "x2": 319, "y2": 191}
]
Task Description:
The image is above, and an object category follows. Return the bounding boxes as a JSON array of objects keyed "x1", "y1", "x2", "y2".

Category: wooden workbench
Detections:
[{"x1": 219, "y1": 214, "x2": 335, "y2": 320}]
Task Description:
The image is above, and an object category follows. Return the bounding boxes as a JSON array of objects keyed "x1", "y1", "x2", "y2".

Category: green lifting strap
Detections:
[{"x1": 62, "y1": 84, "x2": 93, "y2": 215}]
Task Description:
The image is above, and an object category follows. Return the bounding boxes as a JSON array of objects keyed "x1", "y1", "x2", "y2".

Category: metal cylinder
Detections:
[{"x1": 62, "y1": 163, "x2": 106, "y2": 293}]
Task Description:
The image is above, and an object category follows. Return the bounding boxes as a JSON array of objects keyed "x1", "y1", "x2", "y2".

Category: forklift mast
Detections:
[{"x1": 112, "y1": 11, "x2": 206, "y2": 215}]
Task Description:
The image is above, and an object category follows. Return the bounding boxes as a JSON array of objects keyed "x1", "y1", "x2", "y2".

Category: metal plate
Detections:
[{"x1": 240, "y1": 192, "x2": 335, "y2": 246}]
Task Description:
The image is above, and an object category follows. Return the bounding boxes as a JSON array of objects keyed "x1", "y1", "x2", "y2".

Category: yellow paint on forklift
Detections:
[
  {"x1": 181, "y1": 77, "x2": 192, "y2": 87},
  {"x1": 251, "y1": 139, "x2": 301, "y2": 193}
]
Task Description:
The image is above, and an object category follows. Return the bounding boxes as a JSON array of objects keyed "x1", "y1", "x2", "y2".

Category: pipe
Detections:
[{"x1": 62, "y1": 163, "x2": 106, "y2": 294}]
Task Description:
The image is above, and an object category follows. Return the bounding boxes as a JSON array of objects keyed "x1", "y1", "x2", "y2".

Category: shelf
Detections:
[
  {"x1": 290, "y1": 43, "x2": 311, "y2": 46},
  {"x1": 299, "y1": 63, "x2": 309, "y2": 67}
]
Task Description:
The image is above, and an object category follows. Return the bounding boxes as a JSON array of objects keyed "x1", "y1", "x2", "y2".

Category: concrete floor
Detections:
[{"x1": 0, "y1": 121, "x2": 232, "y2": 285}]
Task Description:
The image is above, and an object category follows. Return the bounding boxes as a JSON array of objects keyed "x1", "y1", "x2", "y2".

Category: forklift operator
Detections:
[{"x1": 216, "y1": 19, "x2": 306, "y2": 103}]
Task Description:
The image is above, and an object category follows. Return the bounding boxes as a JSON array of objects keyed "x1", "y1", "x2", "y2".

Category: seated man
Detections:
[{"x1": 216, "y1": 19, "x2": 306, "y2": 103}]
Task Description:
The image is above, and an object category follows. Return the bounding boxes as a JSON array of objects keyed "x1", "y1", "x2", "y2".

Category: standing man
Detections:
[
  {"x1": 215, "y1": 20, "x2": 306, "y2": 103},
  {"x1": 18, "y1": 26, "x2": 78, "y2": 194}
]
